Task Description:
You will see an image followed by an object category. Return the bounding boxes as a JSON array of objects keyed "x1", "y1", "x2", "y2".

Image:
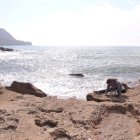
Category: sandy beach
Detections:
[{"x1": 0, "y1": 82, "x2": 140, "y2": 140}]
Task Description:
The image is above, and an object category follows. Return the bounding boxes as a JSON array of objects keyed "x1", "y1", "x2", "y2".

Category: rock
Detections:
[
  {"x1": 34, "y1": 119, "x2": 58, "y2": 128},
  {"x1": 86, "y1": 92, "x2": 128, "y2": 103},
  {"x1": 49, "y1": 128, "x2": 71, "y2": 140},
  {"x1": 69, "y1": 73, "x2": 84, "y2": 77},
  {"x1": 0, "y1": 47, "x2": 14, "y2": 51},
  {"x1": 87, "y1": 92, "x2": 110, "y2": 102},
  {"x1": 9, "y1": 81, "x2": 47, "y2": 97}
]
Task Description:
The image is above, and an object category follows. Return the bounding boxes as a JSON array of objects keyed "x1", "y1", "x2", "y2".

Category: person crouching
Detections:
[{"x1": 95, "y1": 79, "x2": 130, "y2": 97}]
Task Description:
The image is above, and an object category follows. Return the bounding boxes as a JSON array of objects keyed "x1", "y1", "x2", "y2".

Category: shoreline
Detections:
[{"x1": 1, "y1": 78, "x2": 140, "y2": 100}]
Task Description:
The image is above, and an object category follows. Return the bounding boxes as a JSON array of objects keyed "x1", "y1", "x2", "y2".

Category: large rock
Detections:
[
  {"x1": 0, "y1": 47, "x2": 14, "y2": 51},
  {"x1": 86, "y1": 92, "x2": 128, "y2": 103},
  {"x1": 10, "y1": 81, "x2": 47, "y2": 97}
]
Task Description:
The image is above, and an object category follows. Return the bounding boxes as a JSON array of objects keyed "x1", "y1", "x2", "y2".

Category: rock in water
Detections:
[
  {"x1": 10, "y1": 81, "x2": 47, "y2": 97},
  {"x1": 69, "y1": 73, "x2": 84, "y2": 77},
  {"x1": 0, "y1": 47, "x2": 14, "y2": 51}
]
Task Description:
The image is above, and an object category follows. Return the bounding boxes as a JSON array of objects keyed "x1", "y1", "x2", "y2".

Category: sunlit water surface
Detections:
[{"x1": 0, "y1": 46, "x2": 140, "y2": 99}]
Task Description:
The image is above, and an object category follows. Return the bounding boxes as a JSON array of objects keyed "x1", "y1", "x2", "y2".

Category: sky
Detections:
[{"x1": 0, "y1": 0, "x2": 140, "y2": 46}]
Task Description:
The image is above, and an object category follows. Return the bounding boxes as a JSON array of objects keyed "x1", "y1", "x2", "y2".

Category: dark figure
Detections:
[{"x1": 95, "y1": 79, "x2": 130, "y2": 97}]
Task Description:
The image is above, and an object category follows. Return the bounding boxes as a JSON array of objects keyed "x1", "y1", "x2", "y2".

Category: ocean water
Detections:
[{"x1": 0, "y1": 46, "x2": 140, "y2": 99}]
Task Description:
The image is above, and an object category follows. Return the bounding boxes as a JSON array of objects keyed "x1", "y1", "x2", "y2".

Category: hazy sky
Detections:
[{"x1": 0, "y1": 0, "x2": 140, "y2": 46}]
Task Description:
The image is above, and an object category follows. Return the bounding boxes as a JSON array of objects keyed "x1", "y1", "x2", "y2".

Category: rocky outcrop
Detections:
[
  {"x1": 8, "y1": 81, "x2": 47, "y2": 97},
  {"x1": 0, "y1": 28, "x2": 32, "y2": 46},
  {"x1": 0, "y1": 47, "x2": 14, "y2": 51},
  {"x1": 86, "y1": 92, "x2": 128, "y2": 103}
]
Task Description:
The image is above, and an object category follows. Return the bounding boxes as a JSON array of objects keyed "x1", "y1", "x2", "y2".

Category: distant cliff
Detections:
[{"x1": 0, "y1": 28, "x2": 32, "y2": 46}]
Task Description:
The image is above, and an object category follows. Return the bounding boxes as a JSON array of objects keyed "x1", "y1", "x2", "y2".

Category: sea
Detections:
[{"x1": 0, "y1": 46, "x2": 140, "y2": 99}]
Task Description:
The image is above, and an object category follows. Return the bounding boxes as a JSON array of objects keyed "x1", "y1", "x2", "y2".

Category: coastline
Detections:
[{"x1": 0, "y1": 81, "x2": 140, "y2": 140}]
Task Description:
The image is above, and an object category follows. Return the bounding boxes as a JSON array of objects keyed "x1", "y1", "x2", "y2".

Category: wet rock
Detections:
[
  {"x1": 86, "y1": 92, "x2": 128, "y2": 103},
  {"x1": 69, "y1": 73, "x2": 84, "y2": 77},
  {"x1": 9, "y1": 81, "x2": 47, "y2": 97}
]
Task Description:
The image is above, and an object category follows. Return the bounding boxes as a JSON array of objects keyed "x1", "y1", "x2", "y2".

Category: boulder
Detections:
[
  {"x1": 69, "y1": 73, "x2": 84, "y2": 77},
  {"x1": 9, "y1": 81, "x2": 47, "y2": 97},
  {"x1": 86, "y1": 92, "x2": 128, "y2": 103}
]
